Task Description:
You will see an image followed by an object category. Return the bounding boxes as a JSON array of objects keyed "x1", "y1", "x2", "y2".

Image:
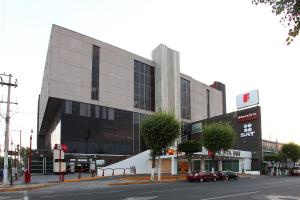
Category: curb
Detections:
[
  {"x1": 0, "y1": 183, "x2": 58, "y2": 193},
  {"x1": 64, "y1": 176, "x2": 103, "y2": 183}
]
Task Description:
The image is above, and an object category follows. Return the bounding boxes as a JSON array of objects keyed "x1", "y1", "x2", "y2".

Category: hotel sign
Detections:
[{"x1": 237, "y1": 112, "x2": 258, "y2": 123}]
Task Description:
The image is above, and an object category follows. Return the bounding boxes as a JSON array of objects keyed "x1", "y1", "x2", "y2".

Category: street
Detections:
[{"x1": 1, "y1": 176, "x2": 300, "y2": 200}]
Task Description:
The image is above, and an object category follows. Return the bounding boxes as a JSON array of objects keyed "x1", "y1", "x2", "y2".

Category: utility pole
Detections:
[{"x1": 0, "y1": 73, "x2": 18, "y2": 185}]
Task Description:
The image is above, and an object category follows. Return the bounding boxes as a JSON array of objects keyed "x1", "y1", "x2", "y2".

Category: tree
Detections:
[
  {"x1": 252, "y1": 0, "x2": 300, "y2": 45},
  {"x1": 264, "y1": 154, "x2": 279, "y2": 175},
  {"x1": 203, "y1": 122, "x2": 235, "y2": 173},
  {"x1": 277, "y1": 151, "x2": 287, "y2": 175},
  {"x1": 178, "y1": 140, "x2": 202, "y2": 174},
  {"x1": 281, "y1": 142, "x2": 300, "y2": 169},
  {"x1": 141, "y1": 112, "x2": 180, "y2": 181}
]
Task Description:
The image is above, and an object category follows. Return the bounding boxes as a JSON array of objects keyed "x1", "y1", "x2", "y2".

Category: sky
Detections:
[{"x1": 0, "y1": 0, "x2": 300, "y2": 152}]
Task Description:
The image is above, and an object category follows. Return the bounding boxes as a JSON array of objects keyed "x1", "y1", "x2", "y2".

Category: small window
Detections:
[
  {"x1": 80, "y1": 103, "x2": 91, "y2": 117},
  {"x1": 108, "y1": 108, "x2": 114, "y2": 120},
  {"x1": 102, "y1": 107, "x2": 107, "y2": 119},
  {"x1": 95, "y1": 106, "x2": 100, "y2": 118},
  {"x1": 65, "y1": 101, "x2": 72, "y2": 114}
]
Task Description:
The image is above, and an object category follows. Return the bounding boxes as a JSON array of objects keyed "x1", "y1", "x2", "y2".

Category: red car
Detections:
[{"x1": 187, "y1": 171, "x2": 217, "y2": 182}]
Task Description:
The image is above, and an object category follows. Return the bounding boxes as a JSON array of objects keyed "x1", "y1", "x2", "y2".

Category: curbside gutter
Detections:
[{"x1": 63, "y1": 176, "x2": 103, "y2": 182}]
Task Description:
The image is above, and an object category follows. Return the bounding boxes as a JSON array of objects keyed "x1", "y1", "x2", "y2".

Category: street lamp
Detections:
[{"x1": 28, "y1": 130, "x2": 33, "y2": 183}]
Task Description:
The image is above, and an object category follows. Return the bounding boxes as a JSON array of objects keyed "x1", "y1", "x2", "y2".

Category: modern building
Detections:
[
  {"x1": 37, "y1": 25, "x2": 226, "y2": 166},
  {"x1": 191, "y1": 106, "x2": 263, "y2": 172}
]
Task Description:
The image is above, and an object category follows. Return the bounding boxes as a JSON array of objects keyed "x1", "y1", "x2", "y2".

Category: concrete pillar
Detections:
[
  {"x1": 218, "y1": 160, "x2": 222, "y2": 172},
  {"x1": 201, "y1": 158, "x2": 205, "y2": 171},
  {"x1": 171, "y1": 157, "x2": 177, "y2": 175},
  {"x1": 152, "y1": 44, "x2": 181, "y2": 120}
]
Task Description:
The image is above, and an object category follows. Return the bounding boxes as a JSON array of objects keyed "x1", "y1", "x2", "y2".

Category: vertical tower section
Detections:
[{"x1": 152, "y1": 44, "x2": 181, "y2": 120}]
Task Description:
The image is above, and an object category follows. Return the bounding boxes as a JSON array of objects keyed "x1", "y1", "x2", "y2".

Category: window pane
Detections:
[
  {"x1": 65, "y1": 101, "x2": 72, "y2": 114},
  {"x1": 108, "y1": 108, "x2": 114, "y2": 120},
  {"x1": 102, "y1": 107, "x2": 107, "y2": 119},
  {"x1": 134, "y1": 60, "x2": 155, "y2": 111},
  {"x1": 91, "y1": 45, "x2": 100, "y2": 100},
  {"x1": 95, "y1": 106, "x2": 100, "y2": 118},
  {"x1": 80, "y1": 103, "x2": 89, "y2": 117},
  {"x1": 87, "y1": 104, "x2": 91, "y2": 117}
]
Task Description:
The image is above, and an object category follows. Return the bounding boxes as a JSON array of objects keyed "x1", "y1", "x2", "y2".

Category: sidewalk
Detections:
[
  {"x1": 0, "y1": 173, "x2": 256, "y2": 192},
  {"x1": 0, "y1": 173, "x2": 97, "y2": 192}
]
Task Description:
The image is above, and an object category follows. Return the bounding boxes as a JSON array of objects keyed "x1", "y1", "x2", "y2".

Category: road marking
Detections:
[
  {"x1": 39, "y1": 190, "x2": 124, "y2": 198},
  {"x1": 142, "y1": 186, "x2": 208, "y2": 194},
  {"x1": 23, "y1": 190, "x2": 29, "y2": 200},
  {"x1": 199, "y1": 191, "x2": 259, "y2": 200},
  {"x1": 266, "y1": 195, "x2": 300, "y2": 200},
  {"x1": 121, "y1": 197, "x2": 158, "y2": 200}
]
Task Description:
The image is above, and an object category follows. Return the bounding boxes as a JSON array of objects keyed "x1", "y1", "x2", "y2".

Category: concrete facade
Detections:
[{"x1": 38, "y1": 25, "x2": 225, "y2": 154}]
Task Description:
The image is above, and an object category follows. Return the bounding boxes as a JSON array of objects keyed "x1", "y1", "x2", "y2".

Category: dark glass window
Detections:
[
  {"x1": 134, "y1": 60, "x2": 155, "y2": 111},
  {"x1": 61, "y1": 102, "x2": 133, "y2": 155},
  {"x1": 207, "y1": 89, "x2": 210, "y2": 118},
  {"x1": 91, "y1": 45, "x2": 100, "y2": 100},
  {"x1": 181, "y1": 78, "x2": 191, "y2": 119}
]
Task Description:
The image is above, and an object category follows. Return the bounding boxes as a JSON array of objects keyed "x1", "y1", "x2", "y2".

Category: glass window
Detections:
[
  {"x1": 95, "y1": 106, "x2": 100, "y2": 118},
  {"x1": 65, "y1": 100, "x2": 72, "y2": 114},
  {"x1": 108, "y1": 108, "x2": 114, "y2": 120},
  {"x1": 80, "y1": 103, "x2": 91, "y2": 117},
  {"x1": 134, "y1": 60, "x2": 155, "y2": 111},
  {"x1": 91, "y1": 45, "x2": 100, "y2": 100},
  {"x1": 181, "y1": 78, "x2": 191, "y2": 119},
  {"x1": 102, "y1": 107, "x2": 107, "y2": 119}
]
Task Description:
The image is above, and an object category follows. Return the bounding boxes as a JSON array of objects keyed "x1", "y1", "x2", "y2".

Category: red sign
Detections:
[
  {"x1": 237, "y1": 112, "x2": 258, "y2": 123},
  {"x1": 243, "y1": 93, "x2": 250, "y2": 103}
]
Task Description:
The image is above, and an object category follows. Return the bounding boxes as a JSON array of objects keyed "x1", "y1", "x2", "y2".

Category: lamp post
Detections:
[
  {"x1": 176, "y1": 140, "x2": 179, "y2": 181},
  {"x1": 28, "y1": 131, "x2": 33, "y2": 183}
]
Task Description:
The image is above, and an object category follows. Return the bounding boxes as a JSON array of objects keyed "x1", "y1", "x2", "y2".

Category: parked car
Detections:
[
  {"x1": 187, "y1": 171, "x2": 217, "y2": 182},
  {"x1": 290, "y1": 168, "x2": 300, "y2": 176},
  {"x1": 215, "y1": 171, "x2": 239, "y2": 181}
]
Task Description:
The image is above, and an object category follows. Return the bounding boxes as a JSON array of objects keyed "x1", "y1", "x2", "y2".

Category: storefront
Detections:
[
  {"x1": 190, "y1": 106, "x2": 262, "y2": 172},
  {"x1": 159, "y1": 148, "x2": 252, "y2": 174}
]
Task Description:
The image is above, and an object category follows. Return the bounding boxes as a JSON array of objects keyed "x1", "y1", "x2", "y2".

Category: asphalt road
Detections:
[{"x1": 2, "y1": 176, "x2": 300, "y2": 200}]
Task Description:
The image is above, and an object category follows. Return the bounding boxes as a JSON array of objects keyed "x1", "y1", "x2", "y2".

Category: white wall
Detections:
[{"x1": 97, "y1": 150, "x2": 151, "y2": 176}]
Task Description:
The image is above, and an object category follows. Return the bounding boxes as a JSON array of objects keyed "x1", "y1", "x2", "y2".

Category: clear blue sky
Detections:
[{"x1": 0, "y1": 0, "x2": 300, "y2": 150}]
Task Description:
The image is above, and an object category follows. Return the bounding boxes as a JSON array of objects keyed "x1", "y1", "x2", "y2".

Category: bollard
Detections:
[
  {"x1": 112, "y1": 169, "x2": 114, "y2": 176},
  {"x1": 102, "y1": 169, "x2": 105, "y2": 176},
  {"x1": 123, "y1": 169, "x2": 125, "y2": 175}
]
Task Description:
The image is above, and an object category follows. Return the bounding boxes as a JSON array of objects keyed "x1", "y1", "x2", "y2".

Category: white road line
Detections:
[
  {"x1": 142, "y1": 186, "x2": 208, "y2": 194},
  {"x1": 23, "y1": 190, "x2": 29, "y2": 200},
  {"x1": 39, "y1": 190, "x2": 124, "y2": 199},
  {"x1": 199, "y1": 191, "x2": 259, "y2": 200}
]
